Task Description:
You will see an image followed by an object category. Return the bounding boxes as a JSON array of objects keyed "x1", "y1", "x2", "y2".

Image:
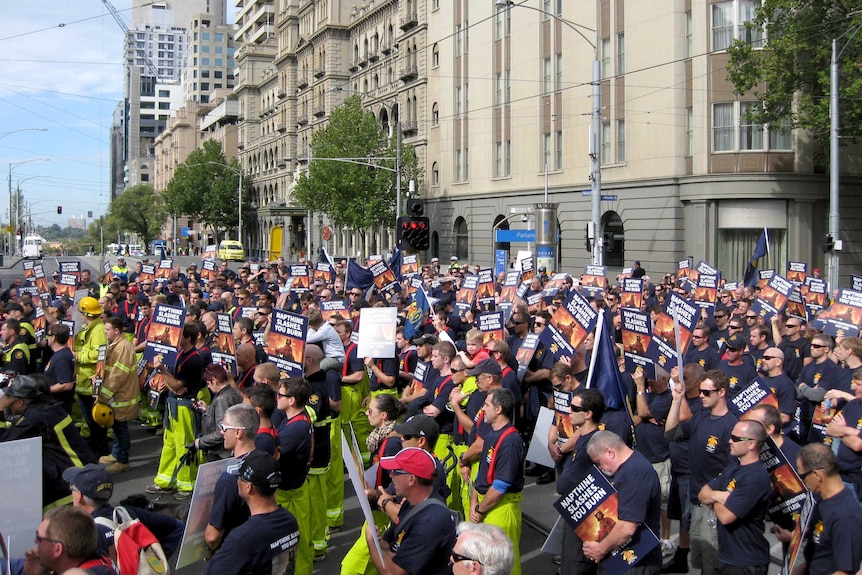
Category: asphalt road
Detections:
[{"x1": 1, "y1": 255, "x2": 783, "y2": 575}]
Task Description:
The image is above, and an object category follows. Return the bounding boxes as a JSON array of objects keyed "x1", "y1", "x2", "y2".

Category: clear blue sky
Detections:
[{"x1": 1, "y1": 2, "x2": 130, "y2": 228}]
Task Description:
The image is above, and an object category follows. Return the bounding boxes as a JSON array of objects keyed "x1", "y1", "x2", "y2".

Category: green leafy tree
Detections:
[
  {"x1": 106, "y1": 184, "x2": 165, "y2": 248},
  {"x1": 294, "y1": 96, "x2": 419, "y2": 235},
  {"x1": 727, "y1": 1, "x2": 862, "y2": 155},
  {"x1": 164, "y1": 140, "x2": 250, "y2": 242}
]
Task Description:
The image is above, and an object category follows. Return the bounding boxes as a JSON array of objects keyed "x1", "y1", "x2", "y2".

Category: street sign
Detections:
[
  {"x1": 580, "y1": 191, "x2": 619, "y2": 201},
  {"x1": 321, "y1": 226, "x2": 332, "y2": 242},
  {"x1": 495, "y1": 229, "x2": 536, "y2": 243},
  {"x1": 181, "y1": 227, "x2": 190, "y2": 238}
]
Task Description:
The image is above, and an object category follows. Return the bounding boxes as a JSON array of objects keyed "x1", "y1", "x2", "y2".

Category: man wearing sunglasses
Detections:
[
  {"x1": 717, "y1": 334, "x2": 757, "y2": 397},
  {"x1": 698, "y1": 420, "x2": 771, "y2": 575},
  {"x1": 757, "y1": 347, "x2": 797, "y2": 429},
  {"x1": 796, "y1": 334, "x2": 840, "y2": 442},
  {"x1": 367, "y1": 447, "x2": 457, "y2": 575},
  {"x1": 665, "y1": 370, "x2": 737, "y2": 575},
  {"x1": 555, "y1": 388, "x2": 605, "y2": 575}
]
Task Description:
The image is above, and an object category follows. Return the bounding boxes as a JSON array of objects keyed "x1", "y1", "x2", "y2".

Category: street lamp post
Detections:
[
  {"x1": 8, "y1": 159, "x2": 50, "y2": 255},
  {"x1": 828, "y1": 22, "x2": 862, "y2": 293},
  {"x1": 496, "y1": 0, "x2": 604, "y2": 266},
  {"x1": 0, "y1": 128, "x2": 47, "y2": 140}
]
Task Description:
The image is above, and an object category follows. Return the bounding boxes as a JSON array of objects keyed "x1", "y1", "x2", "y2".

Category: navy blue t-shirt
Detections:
[
  {"x1": 208, "y1": 456, "x2": 251, "y2": 542},
  {"x1": 203, "y1": 507, "x2": 299, "y2": 575},
  {"x1": 635, "y1": 389, "x2": 672, "y2": 463},
  {"x1": 383, "y1": 498, "x2": 457, "y2": 575},
  {"x1": 761, "y1": 373, "x2": 797, "y2": 423},
  {"x1": 667, "y1": 396, "x2": 705, "y2": 476},
  {"x1": 611, "y1": 451, "x2": 663, "y2": 567},
  {"x1": 424, "y1": 374, "x2": 455, "y2": 434},
  {"x1": 719, "y1": 360, "x2": 758, "y2": 397},
  {"x1": 803, "y1": 487, "x2": 862, "y2": 575},
  {"x1": 473, "y1": 423, "x2": 525, "y2": 495},
  {"x1": 674, "y1": 410, "x2": 738, "y2": 501},
  {"x1": 707, "y1": 460, "x2": 772, "y2": 567},
  {"x1": 43, "y1": 346, "x2": 75, "y2": 409},
  {"x1": 277, "y1": 411, "x2": 312, "y2": 490},
  {"x1": 836, "y1": 399, "x2": 862, "y2": 476}
]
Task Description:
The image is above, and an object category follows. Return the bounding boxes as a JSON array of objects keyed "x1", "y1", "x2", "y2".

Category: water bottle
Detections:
[
  {"x1": 707, "y1": 510, "x2": 717, "y2": 529},
  {"x1": 823, "y1": 398, "x2": 833, "y2": 420}
]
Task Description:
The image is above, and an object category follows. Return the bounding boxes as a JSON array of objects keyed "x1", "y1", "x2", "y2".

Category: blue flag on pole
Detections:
[
  {"x1": 588, "y1": 316, "x2": 632, "y2": 415},
  {"x1": 388, "y1": 246, "x2": 403, "y2": 282},
  {"x1": 403, "y1": 286, "x2": 431, "y2": 340},
  {"x1": 346, "y1": 258, "x2": 374, "y2": 291},
  {"x1": 743, "y1": 229, "x2": 769, "y2": 287}
]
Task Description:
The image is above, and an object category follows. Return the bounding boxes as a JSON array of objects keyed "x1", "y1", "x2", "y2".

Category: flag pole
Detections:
[{"x1": 585, "y1": 309, "x2": 604, "y2": 389}]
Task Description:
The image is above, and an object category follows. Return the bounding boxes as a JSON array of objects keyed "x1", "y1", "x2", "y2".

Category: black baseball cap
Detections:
[
  {"x1": 467, "y1": 359, "x2": 502, "y2": 377},
  {"x1": 63, "y1": 464, "x2": 114, "y2": 500},
  {"x1": 230, "y1": 450, "x2": 281, "y2": 492},
  {"x1": 394, "y1": 415, "x2": 440, "y2": 448}
]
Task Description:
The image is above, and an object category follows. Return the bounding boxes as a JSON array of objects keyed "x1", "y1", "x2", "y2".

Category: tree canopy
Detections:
[
  {"x1": 105, "y1": 184, "x2": 165, "y2": 248},
  {"x1": 727, "y1": 1, "x2": 862, "y2": 153},
  {"x1": 293, "y1": 95, "x2": 422, "y2": 232},
  {"x1": 163, "y1": 139, "x2": 250, "y2": 242}
]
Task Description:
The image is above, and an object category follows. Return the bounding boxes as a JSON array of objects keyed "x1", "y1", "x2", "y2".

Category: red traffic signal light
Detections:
[{"x1": 57, "y1": 206, "x2": 62, "y2": 214}]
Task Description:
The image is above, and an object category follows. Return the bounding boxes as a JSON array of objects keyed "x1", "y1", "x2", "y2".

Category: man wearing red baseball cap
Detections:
[{"x1": 365, "y1": 448, "x2": 456, "y2": 575}]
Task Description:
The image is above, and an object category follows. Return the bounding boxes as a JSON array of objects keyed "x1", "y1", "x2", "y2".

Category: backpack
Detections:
[{"x1": 95, "y1": 506, "x2": 171, "y2": 575}]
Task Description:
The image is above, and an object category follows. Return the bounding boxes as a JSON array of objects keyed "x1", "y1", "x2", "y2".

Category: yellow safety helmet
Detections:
[
  {"x1": 91, "y1": 402, "x2": 114, "y2": 428},
  {"x1": 78, "y1": 297, "x2": 102, "y2": 317}
]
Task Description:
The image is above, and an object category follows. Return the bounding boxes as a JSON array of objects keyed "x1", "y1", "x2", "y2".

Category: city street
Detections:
[{"x1": 0, "y1": 255, "x2": 784, "y2": 575}]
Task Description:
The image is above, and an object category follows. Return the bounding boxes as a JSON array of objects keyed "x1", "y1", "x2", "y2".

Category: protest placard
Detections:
[
  {"x1": 540, "y1": 290, "x2": 599, "y2": 362},
  {"x1": 144, "y1": 304, "x2": 187, "y2": 368},
  {"x1": 266, "y1": 309, "x2": 308, "y2": 378},
  {"x1": 357, "y1": 307, "x2": 398, "y2": 358},
  {"x1": 175, "y1": 458, "x2": 235, "y2": 569}
]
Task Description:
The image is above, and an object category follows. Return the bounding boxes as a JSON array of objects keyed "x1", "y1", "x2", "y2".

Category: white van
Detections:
[{"x1": 22, "y1": 235, "x2": 43, "y2": 259}]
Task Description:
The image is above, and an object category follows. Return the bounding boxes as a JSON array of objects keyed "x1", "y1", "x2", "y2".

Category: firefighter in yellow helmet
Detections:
[{"x1": 74, "y1": 296, "x2": 109, "y2": 458}]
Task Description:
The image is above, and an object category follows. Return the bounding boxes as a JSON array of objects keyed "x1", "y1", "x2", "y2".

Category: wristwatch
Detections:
[
  {"x1": 637, "y1": 391, "x2": 645, "y2": 396},
  {"x1": 381, "y1": 498, "x2": 392, "y2": 510},
  {"x1": 474, "y1": 504, "x2": 486, "y2": 516}
]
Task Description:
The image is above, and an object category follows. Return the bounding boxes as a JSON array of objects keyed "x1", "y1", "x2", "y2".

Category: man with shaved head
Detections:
[
  {"x1": 698, "y1": 419, "x2": 772, "y2": 575},
  {"x1": 757, "y1": 346, "x2": 796, "y2": 428},
  {"x1": 235, "y1": 343, "x2": 258, "y2": 392}
]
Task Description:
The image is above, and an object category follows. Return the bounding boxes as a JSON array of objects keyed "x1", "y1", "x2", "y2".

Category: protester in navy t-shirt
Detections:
[
  {"x1": 583, "y1": 430, "x2": 663, "y2": 569},
  {"x1": 204, "y1": 451, "x2": 299, "y2": 575},
  {"x1": 699, "y1": 420, "x2": 772, "y2": 573}
]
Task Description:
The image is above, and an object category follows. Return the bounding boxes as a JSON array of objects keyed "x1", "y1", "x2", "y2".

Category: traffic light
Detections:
[
  {"x1": 57, "y1": 206, "x2": 62, "y2": 214},
  {"x1": 406, "y1": 199, "x2": 425, "y2": 217},
  {"x1": 398, "y1": 216, "x2": 430, "y2": 251},
  {"x1": 822, "y1": 233, "x2": 834, "y2": 253}
]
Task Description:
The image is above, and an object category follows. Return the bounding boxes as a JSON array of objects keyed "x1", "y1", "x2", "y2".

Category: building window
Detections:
[
  {"x1": 543, "y1": 0, "x2": 551, "y2": 19},
  {"x1": 739, "y1": 101, "x2": 763, "y2": 150},
  {"x1": 685, "y1": 11, "x2": 693, "y2": 58},
  {"x1": 555, "y1": 130, "x2": 563, "y2": 170},
  {"x1": 455, "y1": 150, "x2": 462, "y2": 182},
  {"x1": 713, "y1": 102, "x2": 735, "y2": 152},
  {"x1": 454, "y1": 217, "x2": 469, "y2": 260},
  {"x1": 543, "y1": 58, "x2": 552, "y2": 93},
  {"x1": 542, "y1": 133, "x2": 551, "y2": 170},
  {"x1": 616, "y1": 120, "x2": 626, "y2": 162},
  {"x1": 769, "y1": 117, "x2": 792, "y2": 150},
  {"x1": 432, "y1": 162, "x2": 439, "y2": 186},
  {"x1": 432, "y1": 44, "x2": 439, "y2": 67},
  {"x1": 601, "y1": 121, "x2": 611, "y2": 164},
  {"x1": 555, "y1": 54, "x2": 563, "y2": 91},
  {"x1": 495, "y1": 142, "x2": 503, "y2": 177},
  {"x1": 712, "y1": 0, "x2": 762, "y2": 52},
  {"x1": 686, "y1": 107, "x2": 693, "y2": 156},
  {"x1": 616, "y1": 34, "x2": 625, "y2": 74},
  {"x1": 455, "y1": 87, "x2": 461, "y2": 119},
  {"x1": 601, "y1": 38, "x2": 611, "y2": 78},
  {"x1": 456, "y1": 24, "x2": 462, "y2": 56},
  {"x1": 495, "y1": 73, "x2": 503, "y2": 106},
  {"x1": 505, "y1": 69, "x2": 511, "y2": 104},
  {"x1": 432, "y1": 102, "x2": 439, "y2": 126}
]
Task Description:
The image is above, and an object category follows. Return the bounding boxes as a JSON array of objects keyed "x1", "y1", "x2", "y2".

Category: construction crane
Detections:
[{"x1": 101, "y1": 0, "x2": 159, "y2": 78}]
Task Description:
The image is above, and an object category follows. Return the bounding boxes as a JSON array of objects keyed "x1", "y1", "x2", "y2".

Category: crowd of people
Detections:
[{"x1": 1, "y1": 253, "x2": 862, "y2": 575}]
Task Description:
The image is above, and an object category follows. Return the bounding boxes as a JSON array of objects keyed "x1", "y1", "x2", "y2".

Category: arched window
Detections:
[
  {"x1": 431, "y1": 231, "x2": 439, "y2": 260},
  {"x1": 431, "y1": 162, "x2": 439, "y2": 186},
  {"x1": 432, "y1": 43, "x2": 439, "y2": 67},
  {"x1": 493, "y1": 214, "x2": 510, "y2": 253},
  {"x1": 432, "y1": 102, "x2": 439, "y2": 126},
  {"x1": 454, "y1": 217, "x2": 468, "y2": 260},
  {"x1": 601, "y1": 211, "x2": 625, "y2": 268}
]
